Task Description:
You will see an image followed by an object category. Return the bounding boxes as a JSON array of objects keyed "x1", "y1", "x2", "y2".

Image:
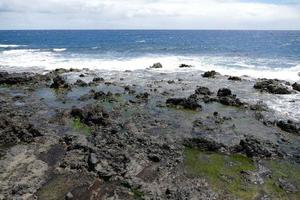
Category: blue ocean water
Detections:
[{"x1": 0, "y1": 30, "x2": 299, "y2": 80}]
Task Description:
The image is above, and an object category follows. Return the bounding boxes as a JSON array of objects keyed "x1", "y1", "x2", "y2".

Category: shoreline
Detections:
[{"x1": 0, "y1": 67, "x2": 300, "y2": 199}]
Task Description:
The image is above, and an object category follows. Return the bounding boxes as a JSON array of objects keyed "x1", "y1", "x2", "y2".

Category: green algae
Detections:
[
  {"x1": 184, "y1": 148, "x2": 300, "y2": 200},
  {"x1": 70, "y1": 118, "x2": 91, "y2": 135},
  {"x1": 184, "y1": 148, "x2": 257, "y2": 199}
]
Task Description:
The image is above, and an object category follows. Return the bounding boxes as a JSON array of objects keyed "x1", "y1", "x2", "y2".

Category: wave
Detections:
[
  {"x1": 0, "y1": 44, "x2": 27, "y2": 48},
  {"x1": 136, "y1": 40, "x2": 146, "y2": 43},
  {"x1": 0, "y1": 49, "x2": 299, "y2": 81},
  {"x1": 53, "y1": 48, "x2": 66, "y2": 52}
]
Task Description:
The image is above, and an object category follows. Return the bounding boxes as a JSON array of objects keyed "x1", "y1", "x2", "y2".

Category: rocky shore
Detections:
[{"x1": 0, "y1": 66, "x2": 300, "y2": 200}]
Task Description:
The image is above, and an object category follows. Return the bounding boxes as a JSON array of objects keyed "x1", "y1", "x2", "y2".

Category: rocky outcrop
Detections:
[
  {"x1": 50, "y1": 75, "x2": 70, "y2": 89},
  {"x1": 237, "y1": 136, "x2": 280, "y2": 158},
  {"x1": 150, "y1": 63, "x2": 163, "y2": 69},
  {"x1": 70, "y1": 105, "x2": 110, "y2": 127},
  {"x1": 217, "y1": 88, "x2": 243, "y2": 107},
  {"x1": 195, "y1": 86, "x2": 213, "y2": 96},
  {"x1": 0, "y1": 114, "x2": 42, "y2": 145},
  {"x1": 292, "y1": 82, "x2": 300, "y2": 92},
  {"x1": 276, "y1": 120, "x2": 300, "y2": 135},
  {"x1": 202, "y1": 70, "x2": 219, "y2": 78},
  {"x1": 254, "y1": 79, "x2": 292, "y2": 94},
  {"x1": 228, "y1": 76, "x2": 242, "y2": 81}
]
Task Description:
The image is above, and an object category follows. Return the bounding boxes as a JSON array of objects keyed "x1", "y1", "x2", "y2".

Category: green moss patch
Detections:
[
  {"x1": 184, "y1": 148, "x2": 300, "y2": 200},
  {"x1": 70, "y1": 118, "x2": 91, "y2": 135}
]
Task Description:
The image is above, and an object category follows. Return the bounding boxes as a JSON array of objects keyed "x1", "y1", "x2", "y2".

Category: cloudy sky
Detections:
[{"x1": 0, "y1": 0, "x2": 299, "y2": 30}]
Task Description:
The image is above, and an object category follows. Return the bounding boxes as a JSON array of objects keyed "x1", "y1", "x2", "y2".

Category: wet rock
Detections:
[
  {"x1": 228, "y1": 76, "x2": 242, "y2": 81},
  {"x1": 70, "y1": 105, "x2": 110, "y2": 127},
  {"x1": 277, "y1": 178, "x2": 298, "y2": 193},
  {"x1": 254, "y1": 79, "x2": 292, "y2": 94},
  {"x1": 238, "y1": 136, "x2": 278, "y2": 158},
  {"x1": 292, "y1": 82, "x2": 300, "y2": 92},
  {"x1": 202, "y1": 70, "x2": 219, "y2": 78},
  {"x1": 184, "y1": 137, "x2": 225, "y2": 152},
  {"x1": 167, "y1": 80, "x2": 175, "y2": 84},
  {"x1": 195, "y1": 86, "x2": 212, "y2": 96},
  {"x1": 0, "y1": 115, "x2": 42, "y2": 145},
  {"x1": 217, "y1": 88, "x2": 232, "y2": 97},
  {"x1": 93, "y1": 77, "x2": 104, "y2": 82},
  {"x1": 217, "y1": 88, "x2": 243, "y2": 107},
  {"x1": 50, "y1": 75, "x2": 70, "y2": 89},
  {"x1": 0, "y1": 72, "x2": 34, "y2": 85},
  {"x1": 79, "y1": 74, "x2": 85, "y2": 77},
  {"x1": 241, "y1": 164, "x2": 271, "y2": 185},
  {"x1": 179, "y1": 64, "x2": 192, "y2": 68},
  {"x1": 74, "y1": 79, "x2": 88, "y2": 87},
  {"x1": 150, "y1": 63, "x2": 163, "y2": 69},
  {"x1": 136, "y1": 92, "x2": 150, "y2": 100},
  {"x1": 166, "y1": 97, "x2": 202, "y2": 110},
  {"x1": 276, "y1": 120, "x2": 300, "y2": 135}
]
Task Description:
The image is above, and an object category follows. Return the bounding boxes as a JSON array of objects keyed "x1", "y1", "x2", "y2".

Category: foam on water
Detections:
[
  {"x1": 0, "y1": 49, "x2": 299, "y2": 82},
  {"x1": 53, "y1": 48, "x2": 67, "y2": 52},
  {"x1": 0, "y1": 44, "x2": 27, "y2": 48}
]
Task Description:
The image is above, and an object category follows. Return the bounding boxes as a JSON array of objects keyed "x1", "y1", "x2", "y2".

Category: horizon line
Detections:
[{"x1": 0, "y1": 29, "x2": 300, "y2": 31}]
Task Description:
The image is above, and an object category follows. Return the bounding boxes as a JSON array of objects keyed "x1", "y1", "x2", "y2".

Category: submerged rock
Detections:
[
  {"x1": 217, "y1": 88, "x2": 232, "y2": 97},
  {"x1": 277, "y1": 178, "x2": 298, "y2": 193},
  {"x1": 254, "y1": 79, "x2": 292, "y2": 94},
  {"x1": 150, "y1": 63, "x2": 163, "y2": 69},
  {"x1": 166, "y1": 97, "x2": 202, "y2": 110},
  {"x1": 74, "y1": 79, "x2": 88, "y2": 87}
]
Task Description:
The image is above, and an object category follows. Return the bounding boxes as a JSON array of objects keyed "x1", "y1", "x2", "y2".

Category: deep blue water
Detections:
[
  {"x1": 0, "y1": 30, "x2": 299, "y2": 80},
  {"x1": 0, "y1": 30, "x2": 299, "y2": 58}
]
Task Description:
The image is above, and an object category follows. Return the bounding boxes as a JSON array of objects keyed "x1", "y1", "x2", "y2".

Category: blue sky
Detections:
[{"x1": 0, "y1": 0, "x2": 299, "y2": 30}]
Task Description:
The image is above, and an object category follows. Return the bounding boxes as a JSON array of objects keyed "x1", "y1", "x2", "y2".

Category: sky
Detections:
[{"x1": 0, "y1": 0, "x2": 299, "y2": 30}]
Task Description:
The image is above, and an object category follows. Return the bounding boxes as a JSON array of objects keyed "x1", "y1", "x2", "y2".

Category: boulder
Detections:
[
  {"x1": 202, "y1": 70, "x2": 218, "y2": 78},
  {"x1": 195, "y1": 86, "x2": 212, "y2": 96},
  {"x1": 276, "y1": 120, "x2": 300, "y2": 135},
  {"x1": 292, "y1": 82, "x2": 300, "y2": 92},
  {"x1": 150, "y1": 63, "x2": 163, "y2": 69},
  {"x1": 217, "y1": 88, "x2": 232, "y2": 97}
]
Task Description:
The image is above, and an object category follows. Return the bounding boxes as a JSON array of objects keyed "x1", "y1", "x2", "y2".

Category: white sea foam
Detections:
[
  {"x1": 0, "y1": 49, "x2": 299, "y2": 82},
  {"x1": 53, "y1": 48, "x2": 66, "y2": 52},
  {"x1": 136, "y1": 40, "x2": 146, "y2": 43},
  {"x1": 0, "y1": 44, "x2": 27, "y2": 48}
]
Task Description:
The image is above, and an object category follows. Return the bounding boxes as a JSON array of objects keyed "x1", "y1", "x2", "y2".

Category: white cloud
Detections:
[{"x1": 0, "y1": 0, "x2": 299, "y2": 29}]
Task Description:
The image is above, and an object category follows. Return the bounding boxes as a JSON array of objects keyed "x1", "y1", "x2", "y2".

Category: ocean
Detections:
[{"x1": 0, "y1": 30, "x2": 299, "y2": 81}]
